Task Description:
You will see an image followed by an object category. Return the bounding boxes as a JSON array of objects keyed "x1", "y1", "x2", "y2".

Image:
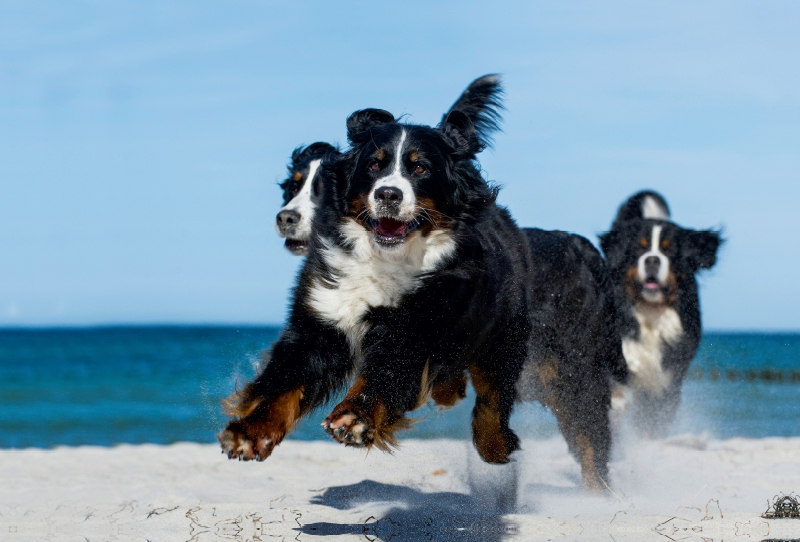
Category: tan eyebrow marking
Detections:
[
  {"x1": 293, "y1": 172, "x2": 303, "y2": 181},
  {"x1": 375, "y1": 149, "x2": 386, "y2": 161},
  {"x1": 408, "y1": 151, "x2": 421, "y2": 162}
]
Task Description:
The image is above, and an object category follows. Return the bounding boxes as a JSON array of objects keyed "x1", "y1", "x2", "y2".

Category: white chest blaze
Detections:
[
  {"x1": 622, "y1": 305, "x2": 684, "y2": 395},
  {"x1": 277, "y1": 159, "x2": 321, "y2": 239},
  {"x1": 306, "y1": 219, "x2": 456, "y2": 356},
  {"x1": 637, "y1": 225, "x2": 670, "y2": 284}
]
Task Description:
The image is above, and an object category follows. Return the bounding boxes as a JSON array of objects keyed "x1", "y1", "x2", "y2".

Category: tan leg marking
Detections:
[
  {"x1": 323, "y1": 377, "x2": 416, "y2": 451},
  {"x1": 470, "y1": 365, "x2": 516, "y2": 464},
  {"x1": 218, "y1": 387, "x2": 305, "y2": 461},
  {"x1": 576, "y1": 434, "x2": 603, "y2": 493},
  {"x1": 430, "y1": 374, "x2": 468, "y2": 409}
]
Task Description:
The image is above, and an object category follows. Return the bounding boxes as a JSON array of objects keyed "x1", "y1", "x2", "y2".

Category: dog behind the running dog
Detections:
[
  {"x1": 600, "y1": 190, "x2": 722, "y2": 436},
  {"x1": 219, "y1": 76, "x2": 626, "y2": 491},
  {"x1": 274, "y1": 75, "x2": 504, "y2": 256},
  {"x1": 276, "y1": 142, "x2": 340, "y2": 256}
]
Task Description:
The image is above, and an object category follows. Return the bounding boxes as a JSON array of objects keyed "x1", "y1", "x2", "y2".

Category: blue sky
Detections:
[{"x1": 1, "y1": 1, "x2": 799, "y2": 329}]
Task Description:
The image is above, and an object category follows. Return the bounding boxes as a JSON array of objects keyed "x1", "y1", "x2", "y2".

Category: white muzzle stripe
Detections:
[
  {"x1": 637, "y1": 224, "x2": 670, "y2": 284},
  {"x1": 367, "y1": 130, "x2": 416, "y2": 220},
  {"x1": 276, "y1": 159, "x2": 321, "y2": 238}
]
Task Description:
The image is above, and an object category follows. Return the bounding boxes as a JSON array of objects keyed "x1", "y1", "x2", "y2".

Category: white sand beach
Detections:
[{"x1": 3, "y1": 435, "x2": 800, "y2": 541}]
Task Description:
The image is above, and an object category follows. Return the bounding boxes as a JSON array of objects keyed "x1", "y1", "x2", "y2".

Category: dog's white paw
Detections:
[{"x1": 322, "y1": 406, "x2": 373, "y2": 447}]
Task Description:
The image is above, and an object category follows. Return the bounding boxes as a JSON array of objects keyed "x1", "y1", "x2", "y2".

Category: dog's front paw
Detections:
[
  {"x1": 217, "y1": 388, "x2": 304, "y2": 462},
  {"x1": 217, "y1": 418, "x2": 279, "y2": 462},
  {"x1": 322, "y1": 402, "x2": 374, "y2": 447}
]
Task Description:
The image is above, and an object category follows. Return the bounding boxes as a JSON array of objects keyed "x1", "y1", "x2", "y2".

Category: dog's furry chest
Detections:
[
  {"x1": 306, "y1": 222, "x2": 455, "y2": 355},
  {"x1": 622, "y1": 305, "x2": 684, "y2": 395}
]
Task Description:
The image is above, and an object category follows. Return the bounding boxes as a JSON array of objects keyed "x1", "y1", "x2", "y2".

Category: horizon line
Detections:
[{"x1": 1, "y1": 323, "x2": 799, "y2": 335}]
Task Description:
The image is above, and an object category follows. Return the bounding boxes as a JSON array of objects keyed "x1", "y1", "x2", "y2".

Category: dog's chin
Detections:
[
  {"x1": 370, "y1": 217, "x2": 419, "y2": 249},
  {"x1": 640, "y1": 279, "x2": 667, "y2": 304},
  {"x1": 284, "y1": 238, "x2": 309, "y2": 256}
]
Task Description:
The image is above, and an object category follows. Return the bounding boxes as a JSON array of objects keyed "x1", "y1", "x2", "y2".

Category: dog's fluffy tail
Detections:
[{"x1": 440, "y1": 74, "x2": 504, "y2": 148}]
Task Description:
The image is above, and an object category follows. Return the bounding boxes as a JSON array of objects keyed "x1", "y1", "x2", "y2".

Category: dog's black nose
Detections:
[
  {"x1": 644, "y1": 256, "x2": 660, "y2": 276},
  {"x1": 374, "y1": 186, "x2": 403, "y2": 206},
  {"x1": 276, "y1": 210, "x2": 300, "y2": 232}
]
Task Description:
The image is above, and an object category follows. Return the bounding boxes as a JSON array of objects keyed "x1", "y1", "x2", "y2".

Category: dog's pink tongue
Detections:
[
  {"x1": 644, "y1": 281, "x2": 660, "y2": 290},
  {"x1": 376, "y1": 218, "x2": 405, "y2": 237}
]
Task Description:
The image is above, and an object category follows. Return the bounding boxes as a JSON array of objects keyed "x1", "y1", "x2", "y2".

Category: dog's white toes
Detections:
[
  {"x1": 328, "y1": 412, "x2": 358, "y2": 430},
  {"x1": 322, "y1": 411, "x2": 370, "y2": 447},
  {"x1": 344, "y1": 422, "x2": 367, "y2": 446}
]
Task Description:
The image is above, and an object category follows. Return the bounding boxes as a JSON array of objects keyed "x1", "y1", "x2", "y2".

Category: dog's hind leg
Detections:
[{"x1": 549, "y1": 382, "x2": 612, "y2": 493}]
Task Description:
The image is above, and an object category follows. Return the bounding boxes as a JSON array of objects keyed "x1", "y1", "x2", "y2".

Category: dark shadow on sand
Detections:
[{"x1": 295, "y1": 480, "x2": 517, "y2": 541}]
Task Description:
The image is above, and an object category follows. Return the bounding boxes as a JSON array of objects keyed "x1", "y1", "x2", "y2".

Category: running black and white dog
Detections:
[
  {"x1": 276, "y1": 142, "x2": 340, "y2": 255},
  {"x1": 220, "y1": 77, "x2": 626, "y2": 491},
  {"x1": 274, "y1": 75, "x2": 505, "y2": 256},
  {"x1": 600, "y1": 190, "x2": 722, "y2": 435}
]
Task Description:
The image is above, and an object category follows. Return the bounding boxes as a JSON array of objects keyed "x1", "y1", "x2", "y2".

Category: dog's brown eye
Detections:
[
  {"x1": 413, "y1": 165, "x2": 426, "y2": 174},
  {"x1": 369, "y1": 161, "x2": 380, "y2": 172},
  {"x1": 661, "y1": 239, "x2": 670, "y2": 249},
  {"x1": 639, "y1": 238, "x2": 648, "y2": 248}
]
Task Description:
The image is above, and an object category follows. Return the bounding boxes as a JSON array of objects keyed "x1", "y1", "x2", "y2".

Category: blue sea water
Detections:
[{"x1": 0, "y1": 327, "x2": 798, "y2": 449}]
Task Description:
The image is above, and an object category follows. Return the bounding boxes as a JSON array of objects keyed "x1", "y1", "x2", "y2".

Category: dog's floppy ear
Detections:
[
  {"x1": 316, "y1": 151, "x2": 352, "y2": 216},
  {"x1": 598, "y1": 229, "x2": 626, "y2": 270},
  {"x1": 290, "y1": 146, "x2": 305, "y2": 168},
  {"x1": 440, "y1": 74, "x2": 504, "y2": 149},
  {"x1": 684, "y1": 228, "x2": 723, "y2": 271},
  {"x1": 440, "y1": 109, "x2": 483, "y2": 158},
  {"x1": 599, "y1": 221, "x2": 643, "y2": 271},
  {"x1": 598, "y1": 230, "x2": 615, "y2": 259},
  {"x1": 346, "y1": 109, "x2": 395, "y2": 145},
  {"x1": 290, "y1": 142, "x2": 338, "y2": 169}
]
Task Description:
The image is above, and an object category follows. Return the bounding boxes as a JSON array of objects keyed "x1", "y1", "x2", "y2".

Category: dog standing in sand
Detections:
[{"x1": 600, "y1": 190, "x2": 722, "y2": 436}]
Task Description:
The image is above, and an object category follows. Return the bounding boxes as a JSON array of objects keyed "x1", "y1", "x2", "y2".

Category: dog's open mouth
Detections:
[
  {"x1": 370, "y1": 217, "x2": 418, "y2": 247},
  {"x1": 284, "y1": 238, "x2": 309, "y2": 254},
  {"x1": 643, "y1": 279, "x2": 661, "y2": 292}
]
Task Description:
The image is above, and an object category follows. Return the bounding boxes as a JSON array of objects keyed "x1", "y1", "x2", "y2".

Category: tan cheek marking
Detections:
[
  {"x1": 348, "y1": 195, "x2": 370, "y2": 222},
  {"x1": 665, "y1": 271, "x2": 678, "y2": 305},
  {"x1": 624, "y1": 266, "x2": 639, "y2": 300},
  {"x1": 415, "y1": 196, "x2": 452, "y2": 233}
]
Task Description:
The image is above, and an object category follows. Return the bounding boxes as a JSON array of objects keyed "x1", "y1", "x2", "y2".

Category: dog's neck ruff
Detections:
[
  {"x1": 306, "y1": 219, "x2": 456, "y2": 356},
  {"x1": 622, "y1": 305, "x2": 684, "y2": 396}
]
